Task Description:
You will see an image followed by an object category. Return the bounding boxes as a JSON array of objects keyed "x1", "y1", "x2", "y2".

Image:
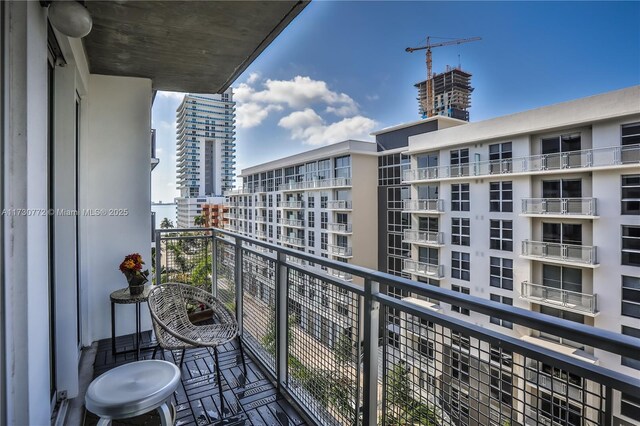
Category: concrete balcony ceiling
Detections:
[{"x1": 84, "y1": 1, "x2": 308, "y2": 92}]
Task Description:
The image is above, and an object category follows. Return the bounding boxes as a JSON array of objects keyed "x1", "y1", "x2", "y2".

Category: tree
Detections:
[
  {"x1": 190, "y1": 256, "x2": 211, "y2": 290},
  {"x1": 193, "y1": 215, "x2": 204, "y2": 227},
  {"x1": 160, "y1": 217, "x2": 174, "y2": 229}
]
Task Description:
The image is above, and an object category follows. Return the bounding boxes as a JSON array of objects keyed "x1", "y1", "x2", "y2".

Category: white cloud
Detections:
[
  {"x1": 278, "y1": 108, "x2": 376, "y2": 146},
  {"x1": 246, "y1": 72, "x2": 261, "y2": 84},
  {"x1": 157, "y1": 91, "x2": 185, "y2": 101},
  {"x1": 236, "y1": 103, "x2": 283, "y2": 129}
]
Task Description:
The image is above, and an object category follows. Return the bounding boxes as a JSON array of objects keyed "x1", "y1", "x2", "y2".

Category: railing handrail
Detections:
[
  {"x1": 523, "y1": 239, "x2": 595, "y2": 251},
  {"x1": 154, "y1": 227, "x2": 640, "y2": 363},
  {"x1": 404, "y1": 143, "x2": 640, "y2": 182}
]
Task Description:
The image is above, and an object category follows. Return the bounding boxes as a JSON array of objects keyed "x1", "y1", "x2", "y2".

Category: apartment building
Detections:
[
  {"x1": 225, "y1": 140, "x2": 379, "y2": 349},
  {"x1": 176, "y1": 91, "x2": 236, "y2": 227},
  {"x1": 395, "y1": 86, "x2": 640, "y2": 426},
  {"x1": 202, "y1": 203, "x2": 228, "y2": 228}
]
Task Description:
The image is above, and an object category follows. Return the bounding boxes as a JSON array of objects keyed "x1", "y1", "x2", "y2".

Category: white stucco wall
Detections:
[{"x1": 83, "y1": 74, "x2": 153, "y2": 341}]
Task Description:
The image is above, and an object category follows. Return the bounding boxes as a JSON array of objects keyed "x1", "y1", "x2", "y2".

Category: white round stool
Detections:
[{"x1": 85, "y1": 360, "x2": 181, "y2": 425}]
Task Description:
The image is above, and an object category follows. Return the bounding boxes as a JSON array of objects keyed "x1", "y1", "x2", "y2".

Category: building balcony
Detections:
[
  {"x1": 402, "y1": 199, "x2": 445, "y2": 214},
  {"x1": 279, "y1": 177, "x2": 352, "y2": 192},
  {"x1": 254, "y1": 215, "x2": 267, "y2": 223},
  {"x1": 327, "y1": 223, "x2": 353, "y2": 234},
  {"x1": 326, "y1": 200, "x2": 352, "y2": 210},
  {"x1": 150, "y1": 228, "x2": 640, "y2": 426},
  {"x1": 328, "y1": 244, "x2": 352, "y2": 257},
  {"x1": 521, "y1": 240, "x2": 598, "y2": 267},
  {"x1": 255, "y1": 201, "x2": 267, "y2": 208},
  {"x1": 403, "y1": 229, "x2": 445, "y2": 246},
  {"x1": 277, "y1": 201, "x2": 305, "y2": 209},
  {"x1": 278, "y1": 218, "x2": 305, "y2": 228},
  {"x1": 521, "y1": 198, "x2": 598, "y2": 218},
  {"x1": 255, "y1": 230, "x2": 267, "y2": 240},
  {"x1": 279, "y1": 235, "x2": 305, "y2": 248},
  {"x1": 521, "y1": 281, "x2": 598, "y2": 316},
  {"x1": 402, "y1": 259, "x2": 444, "y2": 279},
  {"x1": 403, "y1": 144, "x2": 640, "y2": 183}
]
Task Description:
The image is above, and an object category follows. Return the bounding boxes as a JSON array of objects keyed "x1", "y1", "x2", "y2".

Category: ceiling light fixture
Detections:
[{"x1": 47, "y1": 1, "x2": 93, "y2": 39}]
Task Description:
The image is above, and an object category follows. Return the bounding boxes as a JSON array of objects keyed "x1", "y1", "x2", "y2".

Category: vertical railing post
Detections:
[
  {"x1": 234, "y1": 239, "x2": 243, "y2": 335},
  {"x1": 211, "y1": 231, "x2": 217, "y2": 298},
  {"x1": 275, "y1": 252, "x2": 288, "y2": 388},
  {"x1": 362, "y1": 278, "x2": 380, "y2": 426},
  {"x1": 154, "y1": 230, "x2": 161, "y2": 286}
]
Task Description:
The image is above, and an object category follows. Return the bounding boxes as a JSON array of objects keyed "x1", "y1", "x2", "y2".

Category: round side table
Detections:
[
  {"x1": 110, "y1": 285, "x2": 153, "y2": 360},
  {"x1": 85, "y1": 360, "x2": 180, "y2": 425}
]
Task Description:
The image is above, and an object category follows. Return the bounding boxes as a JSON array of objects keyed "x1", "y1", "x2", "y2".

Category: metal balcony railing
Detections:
[
  {"x1": 521, "y1": 198, "x2": 597, "y2": 216},
  {"x1": 327, "y1": 200, "x2": 352, "y2": 210},
  {"x1": 402, "y1": 259, "x2": 444, "y2": 279},
  {"x1": 328, "y1": 223, "x2": 353, "y2": 233},
  {"x1": 255, "y1": 201, "x2": 267, "y2": 208},
  {"x1": 278, "y1": 201, "x2": 305, "y2": 209},
  {"x1": 402, "y1": 199, "x2": 445, "y2": 213},
  {"x1": 521, "y1": 240, "x2": 598, "y2": 265},
  {"x1": 278, "y1": 218, "x2": 305, "y2": 228},
  {"x1": 403, "y1": 229, "x2": 444, "y2": 246},
  {"x1": 521, "y1": 281, "x2": 597, "y2": 315},
  {"x1": 328, "y1": 244, "x2": 352, "y2": 257},
  {"x1": 279, "y1": 235, "x2": 305, "y2": 247},
  {"x1": 279, "y1": 178, "x2": 352, "y2": 192},
  {"x1": 254, "y1": 215, "x2": 267, "y2": 223},
  {"x1": 403, "y1": 144, "x2": 640, "y2": 182},
  {"x1": 155, "y1": 228, "x2": 640, "y2": 426}
]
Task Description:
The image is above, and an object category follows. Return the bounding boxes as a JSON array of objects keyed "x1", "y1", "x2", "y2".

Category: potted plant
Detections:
[{"x1": 119, "y1": 253, "x2": 150, "y2": 295}]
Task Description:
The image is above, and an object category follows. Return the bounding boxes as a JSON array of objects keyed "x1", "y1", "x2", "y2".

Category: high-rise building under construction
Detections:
[{"x1": 414, "y1": 66, "x2": 473, "y2": 121}]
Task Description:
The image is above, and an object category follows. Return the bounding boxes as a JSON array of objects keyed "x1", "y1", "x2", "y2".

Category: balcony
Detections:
[
  {"x1": 328, "y1": 244, "x2": 352, "y2": 257},
  {"x1": 255, "y1": 215, "x2": 267, "y2": 223},
  {"x1": 278, "y1": 218, "x2": 305, "y2": 228},
  {"x1": 403, "y1": 229, "x2": 444, "y2": 247},
  {"x1": 521, "y1": 198, "x2": 598, "y2": 218},
  {"x1": 402, "y1": 259, "x2": 444, "y2": 279},
  {"x1": 151, "y1": 228, "x2": 640, "y2": 426},
  {"x1": 521, "y1": 240, "x2": 598, "y2": 267},
  {"x1": 326, "y1": 200, "x2": 352, "y2": 210},
  {"x1": 403, "y1": 144, "x2": 640, "y2": 183},
  {"x1": 328, "y1": 223, "x2": 353, "y2": 234},
  {"x1": 255, "y1": 201, "x2": 267, "y2": 208},
  {"x1": 279, "y1": 178, "x2": 352, "y2": 192},
  {"x1": 277, "y1": 200, "x2": 305, "y2": 209},
  {"x1": 279, "y1": 235, "x2": 305, "y2": 248},
  {"x1": 521, "y1": 281, "x2": 598, "y2": 316},
  {"x1": 327, "y1": 268, "x2": 353, "y2": 281},
  {"x1": 402, "y1": 199, "x2": 445, "y2": 214}
]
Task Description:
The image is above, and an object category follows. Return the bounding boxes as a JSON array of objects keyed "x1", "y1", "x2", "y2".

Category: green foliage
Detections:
[
  {"x1": 160, "y1": 217, "x2": 174, "y2": 229},
  {"x1": 387, "y1": 362, "x2": 438, "y2": 425},
  {"x1": 190, "y1": 256, "x2": 211, "y2": 290}
]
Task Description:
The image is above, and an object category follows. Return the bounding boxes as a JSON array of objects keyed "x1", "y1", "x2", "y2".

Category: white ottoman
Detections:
[{"x1": 85, "y1": 360, "x2": 181, "y2": 426}]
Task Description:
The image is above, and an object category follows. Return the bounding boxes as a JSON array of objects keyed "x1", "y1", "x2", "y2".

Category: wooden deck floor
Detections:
[{"x1": 84, "y1": 332, "x2": 309, "y2": 426}]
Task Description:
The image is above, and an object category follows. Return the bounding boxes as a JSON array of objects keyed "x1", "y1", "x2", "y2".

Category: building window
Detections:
[
  {"x1": 308, "y1": 211, "x2": 315, "y2": 227},
  {"x1": 451, "y1": 218, "x2": 470, "y2": 246},
  {"x1": 489, "y1": 142, "x2": 512, "y2": 173},
  {"x1": 334, "y1": 155, "x2": 351, "y2": 179},
  {"x1": 451, "y1": 284, "x2": 470, "y2": 315},
  {"x1": 450, "y1": 148, "x2": 469, "y2": 176},
  {"x1": 622, "y1": 326, "x2": 640, "y2": 370},
  {"x1": 308, "y1": 194, "x2": 315, "y2": 208},
  {"x1": 451, "y1": 183, "x2": 470, "y2": 211},
  {"x1": 489, "y1": 294, "x2": 513, "y2": 328},
  {"x1": 321, "y1": 212, "x2": 328, "y2": 230},
  {"x1": 490, "y1": 366, "x2": 513, "y2": 405},
  {"x1": 418, "y1": 338, "x2": 434, "y2": 361},
  {"x1": 622, "y1": 225, "x2": 640, "y2": 266},
  {"x1": 490, "y1": 220, "x2": 513, "y2": 251},
  {"x1": 321, "y1": 194, "x2": 328, "y2": 209},
  {"x1": 451, "y1": 252, "x2": 470, "y2": 281},
  {"x1": 489, "y1": 181, "x2": 513, "y2": 212},
  {"x1": 490, "y1": 257, "x2": 513, "y2": 290},
  {"x1": 621, "y1": 392, "x2": 640, "y2": 422},
  {"x1": 622, "y1": 122, "x2": 640, "y2": 146},
  {"x1": 622, "y1": 175, "x2": 640, "y2": 215},
  {"x1": 622, "y1": 275, "x2": 640, "y2": 319},
  {"x1": 451, "y1": 352, "x2": 470, "y2": 383},
  {"x1": 321, "y1": 232, "x2": 328, "y2": 251},
  {"x1": 308, "y1": 231, "x2": 315, "y2": 248},
  {"x1": 540, "y1": 393, "x2": 581, "y2": 426}
]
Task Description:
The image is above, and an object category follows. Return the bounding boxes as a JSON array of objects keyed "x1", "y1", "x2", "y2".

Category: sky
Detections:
[{"x1": 151, "y1": 1, "x2": 640, "y2": 203}]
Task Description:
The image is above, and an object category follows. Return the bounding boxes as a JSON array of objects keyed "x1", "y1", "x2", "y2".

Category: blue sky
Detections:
[{"x1": 151, "y1": 1, "x2": 640, "y2": 203}]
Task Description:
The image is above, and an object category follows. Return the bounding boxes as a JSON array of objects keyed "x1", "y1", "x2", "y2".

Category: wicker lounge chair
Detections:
[{"x1": 147, "y1": 283, "x2": 247, "y2": 413}]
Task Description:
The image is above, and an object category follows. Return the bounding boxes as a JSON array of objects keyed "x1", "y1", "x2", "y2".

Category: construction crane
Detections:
[{"x1": 406, "y1": 36, "x2": 481, "y2": 118}]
